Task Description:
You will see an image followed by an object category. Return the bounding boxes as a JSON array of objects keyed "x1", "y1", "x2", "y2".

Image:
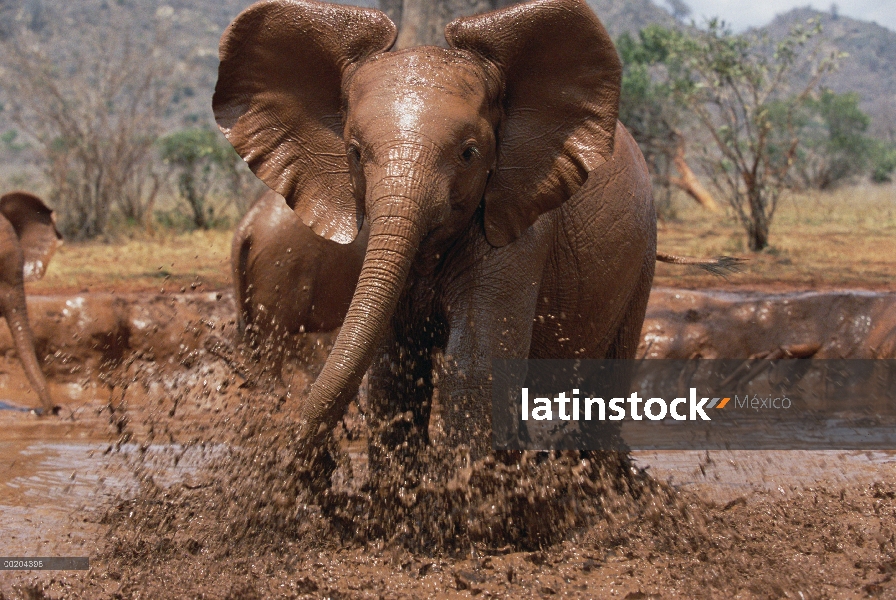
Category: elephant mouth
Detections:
[
  {"x1": 411, "y1": 230, "x2": 451, "y2": 277},
  {"x1": 410, "y1": 211, "x2": 480, "y2": 277}
]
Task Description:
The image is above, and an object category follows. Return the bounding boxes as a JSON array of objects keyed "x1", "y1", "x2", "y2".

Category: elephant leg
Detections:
[
  {"x1": 440, "y1": 291, "x2": 540, "y2": 459},
  {"x1": 576, "y1": 252, "x2": 655, "y2": 455},
  {"x1": 439, "y1": 235, "x2": 550, "y2": 460},
  {"x1": 605, "y1": 251, "x2": 655, "y2": 360},
  {"x1": 1, "y1": 289, "x2": 54, "y2": 414}
]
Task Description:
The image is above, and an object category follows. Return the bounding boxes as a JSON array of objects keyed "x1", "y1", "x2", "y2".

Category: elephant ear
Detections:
[
  {"x1": 446, "y1": 0, "x2": 621, "y2": 247},
  {"x1": 213, "y1": 0, "x2": 396, "y2": 244},
  {"x1": 0, "y1": 192, "x2": 63, "y2": 282}
]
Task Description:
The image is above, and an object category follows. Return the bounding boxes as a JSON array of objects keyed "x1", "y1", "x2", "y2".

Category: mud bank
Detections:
[
  {"x1": 0, "y1": 288, "x2": 894, "y2": 599},
  {"x1": 640, "y1": 288, "x2": 896, "y2": 359},
  {"x1": 2, "y1": 288, "x2": 893, "y2": 379},
  {"x1": 1, "y1": 292, "x2": 236, "y2": 381}
]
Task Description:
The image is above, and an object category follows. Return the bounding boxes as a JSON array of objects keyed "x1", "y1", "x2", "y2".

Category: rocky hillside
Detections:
[
  {"x1": 0, "y1": 0, "x2": 892, "y2": 172},
  {"x1": 0, "y1": 0, "x2": 679, "y2": 177},
  {"x1": 586, "y1": 0, "x2": 677, "y2": 37},
  {"x1": 762, "y1": 7, "x2": 896, "y2": 139}
]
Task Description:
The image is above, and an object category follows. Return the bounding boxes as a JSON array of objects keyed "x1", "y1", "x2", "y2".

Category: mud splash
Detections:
[{"x1": 1, "y1": 288, "x2": 895, "y2": 598}]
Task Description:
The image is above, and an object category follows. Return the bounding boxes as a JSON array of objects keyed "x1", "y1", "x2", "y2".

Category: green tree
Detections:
[
  {"x1": 661, "y1": 19, "x2": 839, "y2": 250},
  {"x1": 618, "y1": 28, "x2": 678, "y2": 208},
  {"x1": 618, "y1": 26, "x2": 719, "y2": 215},
  {"x1": 869, "y1": 140, "x2": 896, "y2": 183},
  {"x1": 793, "y1": 90, "x2": 871, "y2": 189},
  {"x1": 159, "y1": 128, "x2": 242, "y2": 230}
]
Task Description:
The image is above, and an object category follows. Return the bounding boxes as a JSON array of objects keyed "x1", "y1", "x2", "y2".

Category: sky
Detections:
[{"x1": 679, "y1": 0, "x2": 896, "y2": 32}]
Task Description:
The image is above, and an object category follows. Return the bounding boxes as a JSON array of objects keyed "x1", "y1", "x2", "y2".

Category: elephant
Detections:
[
  {"x1": 231, "y1": 188, "x2": 367, "y2": 383},
  {"x1": 213, "y1": 0, "x2": 658, "y2": 463},
  {"x1": 0, "y1": 191, "x2": 63, "y2": 414}
]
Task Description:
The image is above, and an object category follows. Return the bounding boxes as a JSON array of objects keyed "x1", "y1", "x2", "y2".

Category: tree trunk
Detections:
[
  {"x1": 390, "y1": 0, "x2": 515, "y2": 49},
  {"x1": 748, "y1": 223, "x2": 769, "y2": 251},
  {"x1": 746, "y1": 187, "x2": 769, "y2": 251},
  {"x1": 669, "y1": 142, "x2": 720, "y2": 213}
]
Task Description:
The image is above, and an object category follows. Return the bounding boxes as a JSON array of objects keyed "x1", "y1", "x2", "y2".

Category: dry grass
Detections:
[
  {"x1": 654, "y1": 183, "x2": 896, "y2": 290},
  {"x1": 23, "y1": 183, "x2": 896, "y2": 295},
  {"x1": 27, "y1": 229, "x2": 233, "y2": 294}
]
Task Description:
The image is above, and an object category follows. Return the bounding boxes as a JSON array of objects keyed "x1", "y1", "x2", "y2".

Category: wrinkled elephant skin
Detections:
[{"x1": 213, "y1": 0, "x2": 657, "y2": 459}]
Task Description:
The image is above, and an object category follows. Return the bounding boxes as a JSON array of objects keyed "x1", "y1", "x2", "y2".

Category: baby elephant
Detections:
[
  {"x1": 231, "y1": 190, "x2": 367, "y2": 383},
  {"x1": 0, "y1": 191, "x2": 63, "y2": 414}
]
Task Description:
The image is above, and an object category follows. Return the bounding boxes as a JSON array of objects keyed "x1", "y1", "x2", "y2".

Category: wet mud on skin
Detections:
[{"x1": 0, "y1": 289, "x2": 895, "y2": 599}]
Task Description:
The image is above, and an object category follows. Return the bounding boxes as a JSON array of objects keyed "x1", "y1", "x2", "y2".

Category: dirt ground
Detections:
[{"x1": 0, "y1": 288, "x2": 893, "y2": 599}]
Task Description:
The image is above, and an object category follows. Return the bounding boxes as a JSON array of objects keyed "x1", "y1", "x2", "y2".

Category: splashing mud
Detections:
[{"x1": 1, "y1": 289, "x2": 895, "y2": 598}]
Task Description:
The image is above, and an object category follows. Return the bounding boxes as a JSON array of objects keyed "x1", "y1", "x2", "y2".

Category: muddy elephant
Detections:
[
  {"x1": 0, "y1": 191, "x2": 63, "y2": 414},
  {"x1": 231, "y1": 189, "x2": 367, "y2": 382},
  {"x1": 214, "y1": 0, "x2": 657, "y2": 460}
]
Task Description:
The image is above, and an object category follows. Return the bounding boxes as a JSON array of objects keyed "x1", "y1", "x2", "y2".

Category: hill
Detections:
[
  {"x1": 1, "y1": 0, "x2": 892, "y2": 190},
  {"x1": 0, "y1": 0, "x2": 675, "y2": 127},
  {"x1": 762, "y1": 7, "x2": 896, "y2": 139},
  {"x1": 586, "y1": 0, "x2": 677, "y2": 37}
]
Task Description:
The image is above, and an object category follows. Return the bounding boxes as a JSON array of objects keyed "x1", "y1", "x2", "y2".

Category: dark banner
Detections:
[
  {"x1": 0, "y1": 557, "x2": 89, "y2": 570},
  {"x1": 491, "y1": 359, "x2": 896, "y2": 450}
]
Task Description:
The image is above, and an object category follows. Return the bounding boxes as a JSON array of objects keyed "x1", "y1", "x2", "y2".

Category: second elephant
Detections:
[
  {"x1": 0, "y1": 191, "x2": 63, "y2": 414},
  {"x1": 232, "y1": 189, "x2": 367, "y2": 381}
]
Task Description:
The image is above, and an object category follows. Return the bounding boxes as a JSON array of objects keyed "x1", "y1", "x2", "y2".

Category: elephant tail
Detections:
[{"x1": 656, "y1": 251, "x2": 745, "y2": 277}]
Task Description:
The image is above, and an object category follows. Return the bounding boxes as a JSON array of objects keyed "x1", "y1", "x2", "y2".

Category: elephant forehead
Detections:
[{"x1": 346, "y1": 49, "x2": 494, "y2": 122}]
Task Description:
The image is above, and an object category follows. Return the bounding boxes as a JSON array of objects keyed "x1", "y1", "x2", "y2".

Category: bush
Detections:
[{"x1": 158, "y1": 128, "x2": 244, "y2": 230}]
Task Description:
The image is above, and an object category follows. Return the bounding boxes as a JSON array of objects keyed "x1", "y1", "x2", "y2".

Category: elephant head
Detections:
[
  {"x1": 0, "y1": 191, "x2": 63, "y2": 414},
  {"x1": 214, "y1": 0, "x2": 622, "y2": 445}
]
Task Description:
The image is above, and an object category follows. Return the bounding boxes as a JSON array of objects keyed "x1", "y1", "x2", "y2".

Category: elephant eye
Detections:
[{"x1": 460, "y1": 142, "x2": 479, "y2": 164}]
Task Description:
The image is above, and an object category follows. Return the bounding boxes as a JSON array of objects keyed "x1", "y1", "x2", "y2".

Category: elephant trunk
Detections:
[
  {"x1": 2, "y1": 290, "x2": 53, "y2": 413},
  {"x1": 296, "y1": 189, "x2": 427, "y2": 448}
]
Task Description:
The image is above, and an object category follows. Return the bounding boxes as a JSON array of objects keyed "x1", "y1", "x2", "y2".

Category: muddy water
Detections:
[
  {"x1": 0, "y1": 428, "x2": 230, "y2": 559},
  {"x1": 0, "y1": 289, "x2": 894, "y2": 598},
  {"x1": 0, "y1": 440, "x2": 107, "y2": 557}
]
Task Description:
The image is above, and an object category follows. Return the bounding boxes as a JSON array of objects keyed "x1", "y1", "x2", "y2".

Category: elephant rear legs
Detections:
[{"x1": 0, "y1": 288, "x2": 55, "y2": 414}]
